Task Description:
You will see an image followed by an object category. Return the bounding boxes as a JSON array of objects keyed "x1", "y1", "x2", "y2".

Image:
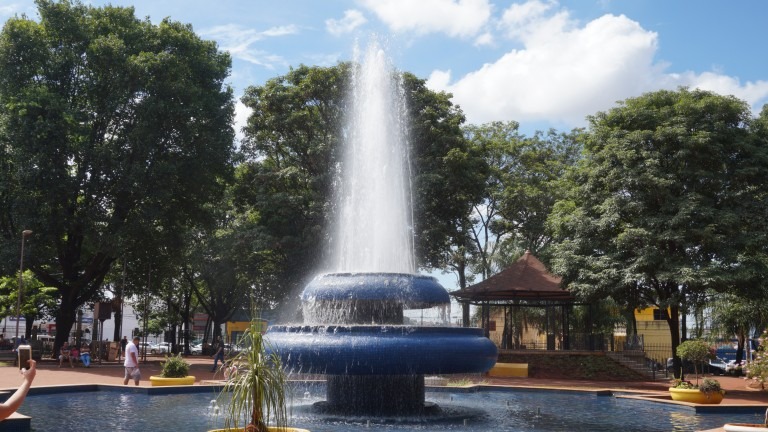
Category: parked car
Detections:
[
  {"x1": 707, "y1": 357, "x2": 728, "y2": 375},
  {"x1": 668, "y1": 357, "x2": 728, "y2": 375},
  {"x1": 190, "y1": 344, "x2": 203, "y2": 355},
  {"x1": 138, "y1": 342, "x2": 151, "y2": 354},
  {"x1": 151, "y1": 342, "x2": 172, "y2": 354},
  {"x1": 725, "y1": 359, "x2": 745, "y2": 375}
]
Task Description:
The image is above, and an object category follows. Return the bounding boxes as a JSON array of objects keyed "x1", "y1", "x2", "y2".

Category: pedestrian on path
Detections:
[
  {"x1": 210, "y1": 336, "x2": 224, "y2": 372},
  {"x1": 123, "y1": 336, "x2": 141, "y2": 386}
]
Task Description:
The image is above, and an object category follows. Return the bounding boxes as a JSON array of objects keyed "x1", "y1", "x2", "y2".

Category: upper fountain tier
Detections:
[{"x1": 301, "y1": 272, "x2": 450, "y2": 325}]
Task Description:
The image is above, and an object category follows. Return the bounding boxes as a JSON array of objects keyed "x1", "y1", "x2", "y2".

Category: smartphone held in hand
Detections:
[{"x1": 17, "y1": 345, "x2": 31, "y2": 370}]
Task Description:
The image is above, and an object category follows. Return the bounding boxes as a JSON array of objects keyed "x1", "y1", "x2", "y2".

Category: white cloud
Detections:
[
  {"x1": 0, "y1": 2, "x2": 35, "y2": 20},
  {"x1": 473, "y1": 32, "x2": 494, "y2": 47},
  {"x1": 671, "y1": 71, "x2": 768, "y2": 114},
  {"x1": 360, "y1": 0, "x2": 492, "y2": 38},
  {"x1": 234, "y1": 100, "x2": 252, "y2": 144},
  {"x1": 430, "y1": 1, "x2": 768, "y2": 127},
  {"x1": 201, "y1": 24, "x2": 298, "y2": 68},
  {"x1": 0, "y1": 5, "x2": 17, "y2": 16},
  {"x1": 326, "y1": 9, "x2": 368, "y2": 36}
]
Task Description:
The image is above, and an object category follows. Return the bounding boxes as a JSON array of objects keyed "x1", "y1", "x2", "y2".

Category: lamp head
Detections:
[{"x1": 21, "y1": 230, "x2": 32, "y2": 237}]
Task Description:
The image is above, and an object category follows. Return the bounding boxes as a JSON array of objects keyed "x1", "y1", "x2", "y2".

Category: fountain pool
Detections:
[{"x1": 13, "y1": 384, "x2": 763, "y2": 431}]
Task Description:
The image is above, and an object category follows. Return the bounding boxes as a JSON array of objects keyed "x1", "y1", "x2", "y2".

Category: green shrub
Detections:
[
  {"x1": 161, "y1": 353, "x2": 190, "y2": 378},
  {"x1": 676, "y1": 339, "x2": 714, "y2": 384},
  {"x1": 699, "y1": 378, "x2": 722, "y2": 394}
]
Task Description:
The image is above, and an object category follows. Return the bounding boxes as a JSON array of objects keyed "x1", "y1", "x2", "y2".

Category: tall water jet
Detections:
[
  {"x1": 333, "y1": 45, "x2": 414, "y2": 273},
  {"x1": 266, "y1": 40, "x2": 497, "y2": 415}
]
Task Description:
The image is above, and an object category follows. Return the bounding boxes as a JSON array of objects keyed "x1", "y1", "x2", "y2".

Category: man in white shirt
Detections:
[{"x1": 123, "y1": 336, "x2": 141, "y2": 386}]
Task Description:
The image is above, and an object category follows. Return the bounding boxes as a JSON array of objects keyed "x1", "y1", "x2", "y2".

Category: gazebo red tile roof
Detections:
[{"x1": 451, "y1": 250, "x2": 573, "y2": 302}]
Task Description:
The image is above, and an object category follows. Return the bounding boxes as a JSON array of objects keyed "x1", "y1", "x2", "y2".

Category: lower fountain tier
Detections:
[
  {"x1": 265, "y1": 325, "x2": 498, "y2": 375},
  {"x1": 317, "y1": 375, "x2": 439, "y2": 415}
]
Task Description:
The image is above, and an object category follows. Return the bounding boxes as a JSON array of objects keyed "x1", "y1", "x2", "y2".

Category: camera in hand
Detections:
[{"x1": 17, "y1": 345, "x2": 31, "y2": 370}]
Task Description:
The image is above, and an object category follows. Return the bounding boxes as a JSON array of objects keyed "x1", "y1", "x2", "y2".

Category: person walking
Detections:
[
  {"x1": 123, "y1": 336, "x2": 141, "y2": 386},
  {"x1": 210, "y1": 336, "x2": 224, "y2": 372}
]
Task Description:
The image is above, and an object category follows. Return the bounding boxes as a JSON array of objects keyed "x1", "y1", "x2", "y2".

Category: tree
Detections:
[
  {"x1": 449, "y1": 122, "x2": 581, "y2": 326},
  {"x1": 183, "y1": 230, "x2": 251, "y2": 342},
  {"x1": 0, "y1": 0, "x2": 235, "y2": 353},
  {"x1": 549, "y1": 88, "x2": 768, "y2": 376},
  {"x1": 709, "y1": 292, "x2": 767, "y2": 364},
  {"x1": 237, "y1": 64, "x2": 484, "y2": 300},
  {"x1": 676, "y1": 339, "x2": 713, "y2": 385},
  {"x1": 460, "y1": 122, "x2": 582, "y2": 278},
  {"x1": 0, "y1": 271, "x2": 57, "y2": 339}
]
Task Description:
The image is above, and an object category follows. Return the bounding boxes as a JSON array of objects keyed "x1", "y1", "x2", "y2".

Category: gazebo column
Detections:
[
  {"x1": 546, "y1": 303, "x2": 555, "y2": 350},
  {"x1": 481, "y1": 302, "x2": 490, "y2": 338},
  {"x1": 561, "y1": 303, "x2": 570, "y2": 350},
  {"x1": 461, "y1": 301, "x2": 470, "y2": 327}
]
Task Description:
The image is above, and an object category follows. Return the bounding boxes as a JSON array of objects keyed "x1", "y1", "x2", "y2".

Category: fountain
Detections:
[{"x1": 265, "y1": 41, "x2": 497, "y2": 415}]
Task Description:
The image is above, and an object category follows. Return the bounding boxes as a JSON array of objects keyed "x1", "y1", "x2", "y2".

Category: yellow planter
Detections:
[
  {"x1": 149, "y1": 375, "x2": 196, "y2": 386},
  {"x1": 668, "y1": 387, "x2": 724, "y2": 404},
  {"x1": 208, "y1": 428, "x2": 310, "y2": 432}
]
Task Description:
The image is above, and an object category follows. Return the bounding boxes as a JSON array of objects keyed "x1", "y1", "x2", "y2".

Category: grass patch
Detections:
[{"x1": 447, "y1": 378, "x2": 488, "y2": 387}]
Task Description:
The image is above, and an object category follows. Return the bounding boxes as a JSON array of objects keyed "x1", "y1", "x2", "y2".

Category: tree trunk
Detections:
[
  {"x1": 667, "y1": 304, "x2": 682, "y2": 379},
  {"x1": 182, "y1": 286, "x2": 192, "y2": 355},
  {"x1": 53, "y1": 294, "x2": 78, "y2": 359}
]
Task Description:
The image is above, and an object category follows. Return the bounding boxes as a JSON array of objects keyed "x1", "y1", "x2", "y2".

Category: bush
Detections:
[
  {"x1": 746, "y1": 329, "x2": 768, "y2": 389},
  {"x1": 699, "y1": 378, "x2": 722, "y2": 394},
  {"x1": 676, "y1": 339, "x2": 714, "y2": 383},
  {"x1": 670, "y1": 377, "x2": 723, "y2": 395},
  {"x1": 161, "y1": 353, "x2": 190, "y2": 378}
]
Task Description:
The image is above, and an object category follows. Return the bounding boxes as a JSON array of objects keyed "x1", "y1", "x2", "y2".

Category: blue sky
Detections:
[{"x1": 3, "y1": 0, "x2": 768, "y2": 138}]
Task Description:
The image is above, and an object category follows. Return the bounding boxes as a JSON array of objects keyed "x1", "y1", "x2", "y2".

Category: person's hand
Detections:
[{"x1": 21, "y1": 359, "x2": 36, "y2": 383}]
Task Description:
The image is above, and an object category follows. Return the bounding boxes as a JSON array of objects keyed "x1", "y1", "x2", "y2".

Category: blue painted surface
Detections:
[
  {"x1": 301, "y1": 273, "x2": 450, "y2": 308},
  {"x1": 14, "y1": 385, "x2": 765, "y2": 431},
  {"x1": 266, "y1": 325, "x2": 497, "y2": 375}
]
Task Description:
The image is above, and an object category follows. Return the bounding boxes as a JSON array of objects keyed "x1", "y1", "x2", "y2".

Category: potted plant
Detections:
[
  {"x1": 149, "y1": 353, "x2": 196, "y2": 386},
  {"x1": 209, "y1": 319, "x2": 308, "y2": 432},
  {"x1": 668, "y1": 339, "x2": 724, "y2": 404}
]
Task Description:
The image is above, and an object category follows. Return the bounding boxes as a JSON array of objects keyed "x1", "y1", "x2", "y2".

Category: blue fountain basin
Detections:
[
  {"x1": 266, "y1": 325, "x2": 498, "y2": 375},
  {"x1": 301, "y1": 272, "x2": 450, "y2": 308}
]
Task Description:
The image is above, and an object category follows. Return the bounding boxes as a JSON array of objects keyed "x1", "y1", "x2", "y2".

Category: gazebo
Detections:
[{"x1": 452, "y1": 251, "x2": 592, "y2": 351}]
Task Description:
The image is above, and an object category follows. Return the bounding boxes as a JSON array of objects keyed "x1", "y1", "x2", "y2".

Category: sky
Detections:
[
  {"x1": 3, "y1": 0, "x2": 768, "y2": 139},
  {"x1": 2, "y1": 0, "x2": 768, "y2": 298}
]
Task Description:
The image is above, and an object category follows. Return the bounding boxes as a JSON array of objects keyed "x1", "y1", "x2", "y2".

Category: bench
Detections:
[{"x1": 487, "y1": 362, "x2": 528, "y2": 377}]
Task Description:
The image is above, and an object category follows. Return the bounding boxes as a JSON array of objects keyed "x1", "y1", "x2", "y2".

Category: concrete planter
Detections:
[
  {"x1": 149, "y1": 375, "x2": 196, "y2": 386},
  {"x1": 668, "y1": 387, "x2": 724, "y2": 404}
]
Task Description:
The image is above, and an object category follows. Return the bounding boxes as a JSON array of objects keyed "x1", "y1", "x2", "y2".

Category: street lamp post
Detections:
[{"x1": 15, "y1": 230, "x2": 33, "y2": 345}]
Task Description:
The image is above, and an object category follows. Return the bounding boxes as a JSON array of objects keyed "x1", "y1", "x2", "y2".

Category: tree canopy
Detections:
[
  {"x1": 0, "y1": 0, "x2": 235, "y2": 351},
  {"x1": 235, "y1": 64, "x2": 486, "y2": 300},
  {"x1": 549, "y1": 88, "x2": 768, "y2": 370}
]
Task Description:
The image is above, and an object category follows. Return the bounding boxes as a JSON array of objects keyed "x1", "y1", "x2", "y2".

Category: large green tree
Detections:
[
  {"x1": 549, "y1": 88, "x2": 768, "y2": 374},
  {"x1": 0, "y1": 0, "x2": 234, "y2": 352},
  {"x1": 236, "y1": 64, "x2": 485, "y2": 300},
  {"x1": 448, "y1": 122, "x2": 580, "y2": 326}
]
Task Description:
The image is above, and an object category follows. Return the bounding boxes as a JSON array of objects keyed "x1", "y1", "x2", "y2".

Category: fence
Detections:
[{"x1": 501, "y1": 333, "x2": 673, "y2": 367}]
